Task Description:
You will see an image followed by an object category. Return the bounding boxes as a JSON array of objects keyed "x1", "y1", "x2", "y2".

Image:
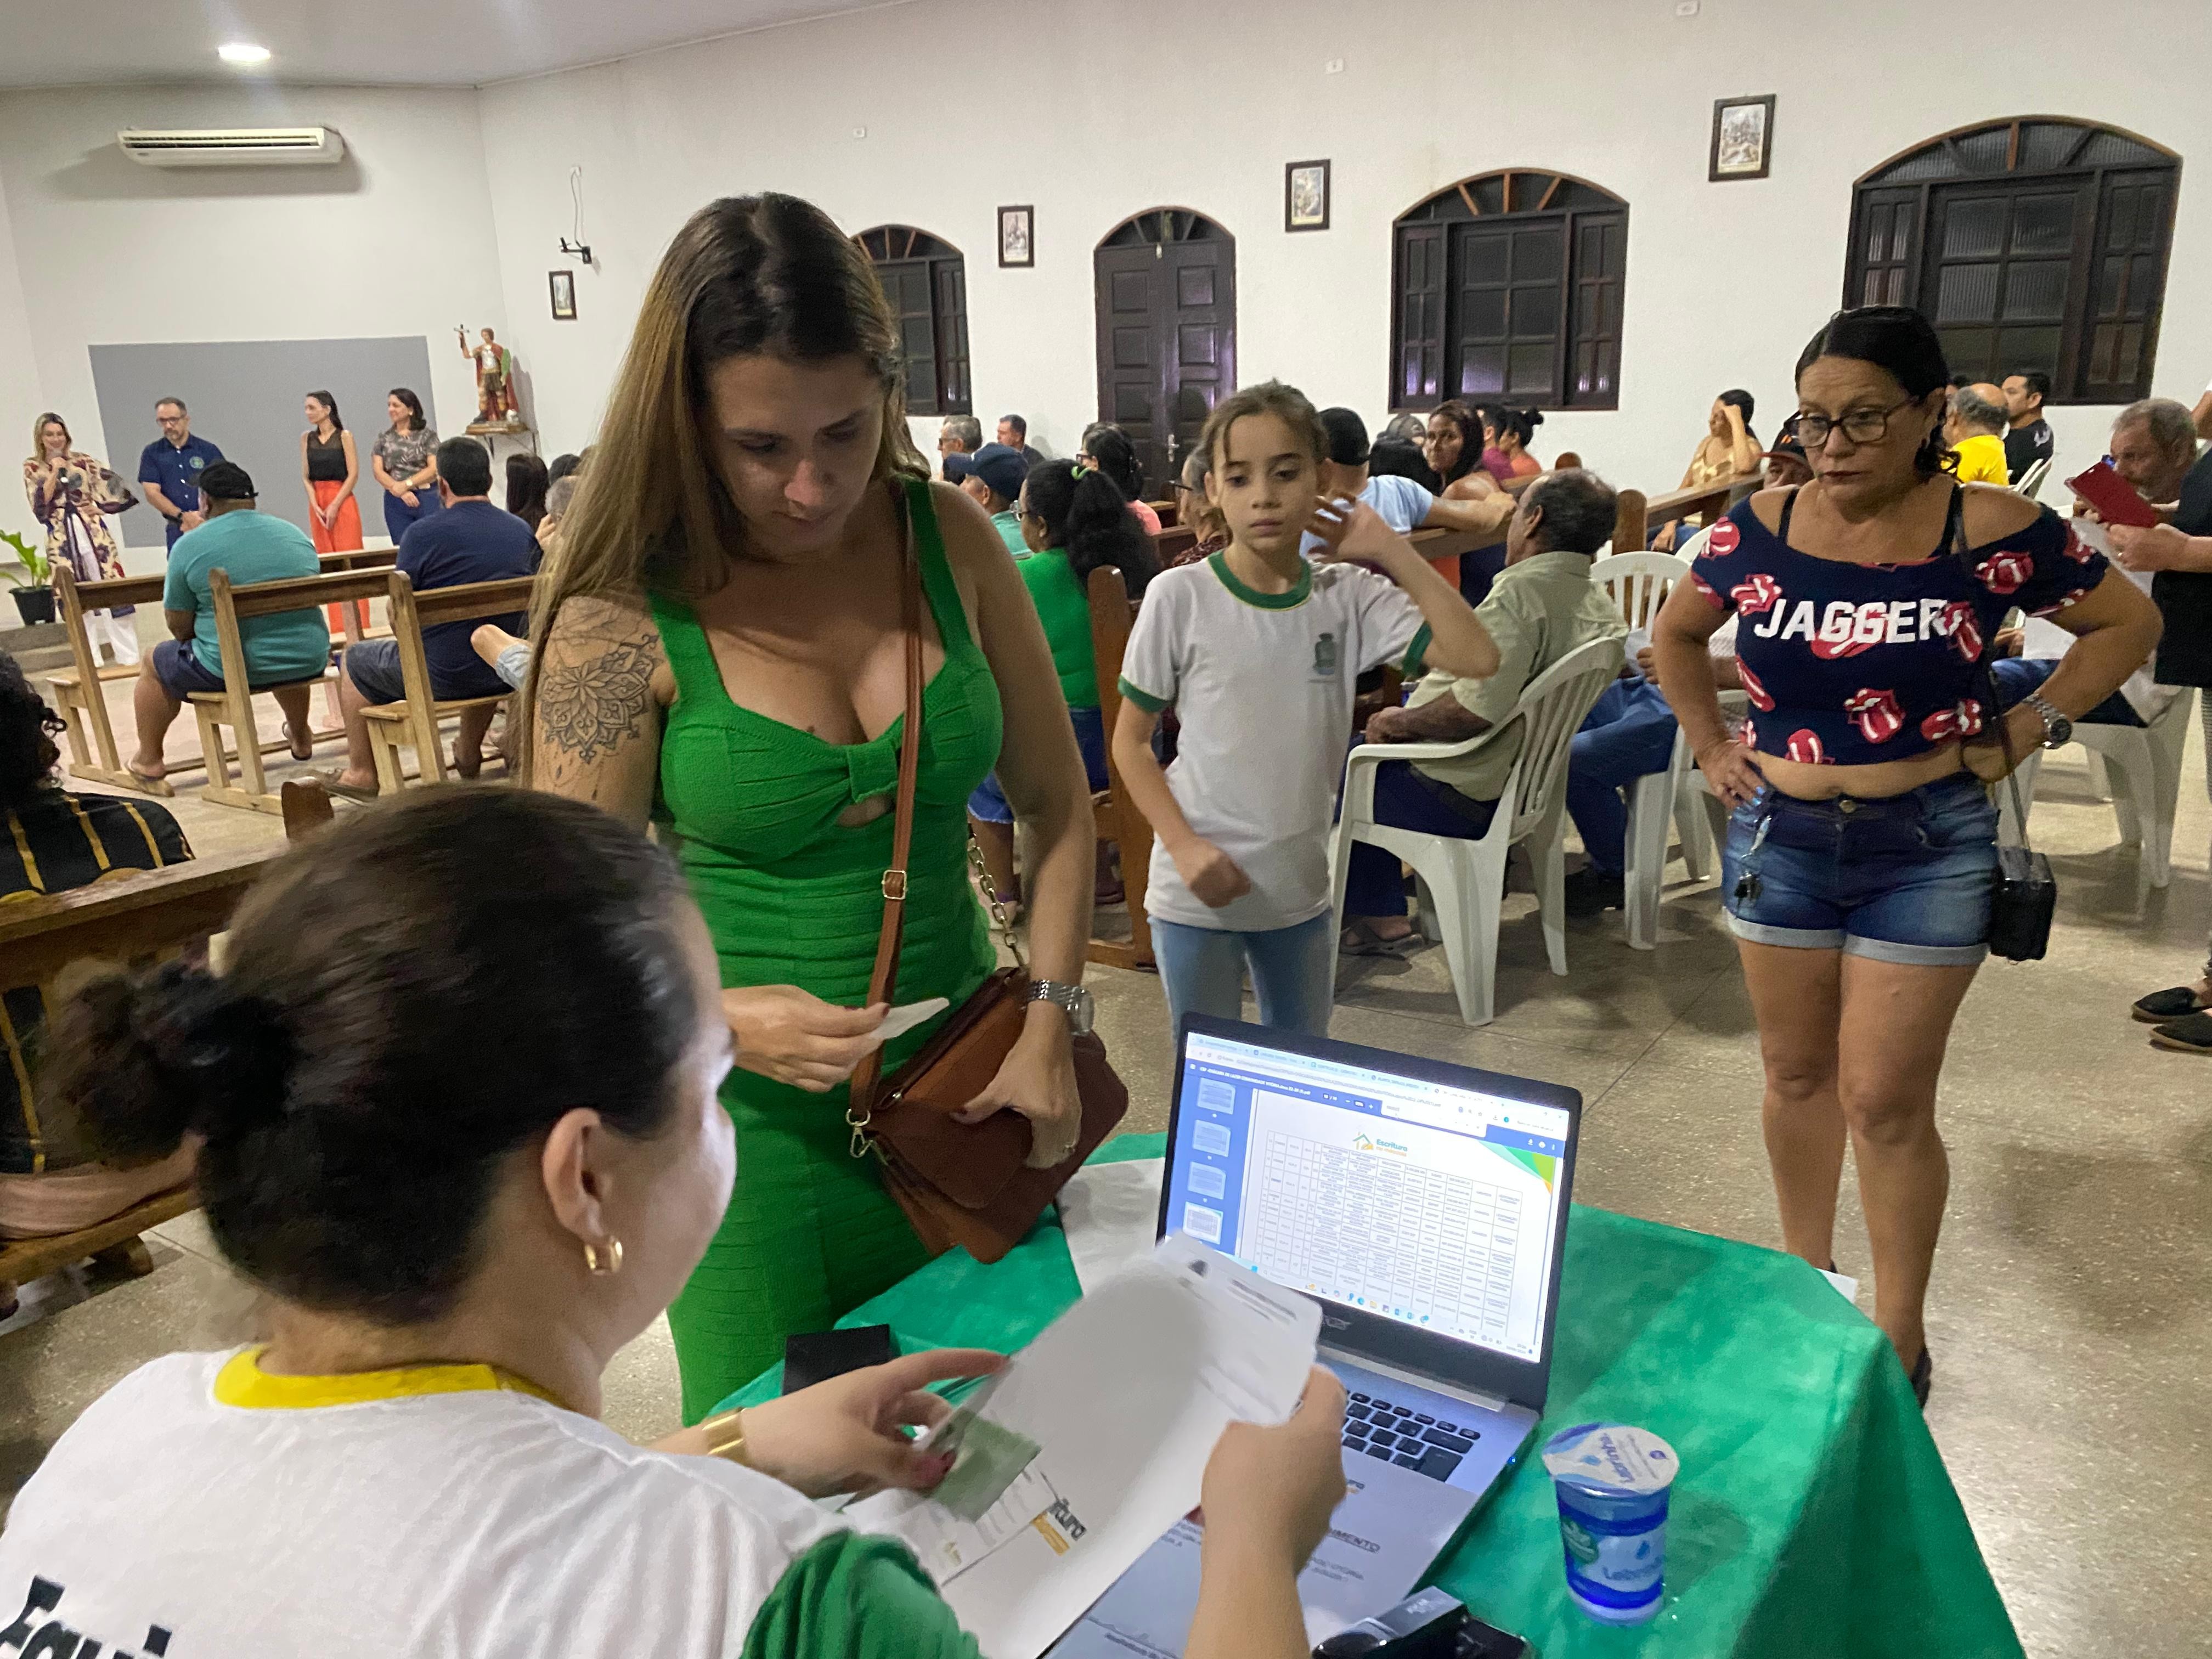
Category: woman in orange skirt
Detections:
[{"x1": 301, "y1": 391, "x2": 369, "y2": 636}]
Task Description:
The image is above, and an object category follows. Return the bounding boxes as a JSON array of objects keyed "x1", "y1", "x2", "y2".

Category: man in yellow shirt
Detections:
[{"x1": 1945, "y1": 383, "x2": 2013, "y2": 486}]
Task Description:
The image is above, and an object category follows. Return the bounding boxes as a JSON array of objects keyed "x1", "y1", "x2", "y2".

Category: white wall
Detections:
[
  {"x1": 475, "y1": 0, "x2": 2211, "y2": 496},
  {"x1": 0, "y1": 83, "x2": 509, "y2": 563},
  {"x1": 0, "y1": 164, "x2": 44, "y2": 547}
]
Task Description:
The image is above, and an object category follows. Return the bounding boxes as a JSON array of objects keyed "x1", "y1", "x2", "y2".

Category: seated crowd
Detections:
[{"x1": 4, "y1": 185, "x2": 2209, "y2": 1658}]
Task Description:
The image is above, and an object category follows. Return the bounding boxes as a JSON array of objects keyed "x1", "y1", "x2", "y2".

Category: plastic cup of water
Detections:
[{"x1": 1541, "y1": 1421, "x2": 1680, "y2": 1625}]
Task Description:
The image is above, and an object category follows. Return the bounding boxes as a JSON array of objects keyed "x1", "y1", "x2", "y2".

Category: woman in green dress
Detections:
[{"x1": 528, "y1": 194, "x2": 1098, "y2": 1422}]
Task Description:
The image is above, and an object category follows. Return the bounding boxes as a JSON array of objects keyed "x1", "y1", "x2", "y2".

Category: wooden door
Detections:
[{"x1": 1094, "y1": 210, "x2": 1236, "y2": 494}]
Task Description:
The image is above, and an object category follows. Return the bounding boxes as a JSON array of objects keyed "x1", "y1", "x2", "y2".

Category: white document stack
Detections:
[{"x1": 846, "y1": 1234, "x2": 1321, "y2": 1659}]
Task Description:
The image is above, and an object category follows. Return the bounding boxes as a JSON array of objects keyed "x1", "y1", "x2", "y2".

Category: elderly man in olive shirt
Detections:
[{"x1": 1340, "y1": 469, "x2": 1628, "y2": 952}]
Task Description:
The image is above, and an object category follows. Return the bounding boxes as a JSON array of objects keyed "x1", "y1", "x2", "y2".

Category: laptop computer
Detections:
[{"x1": 1048, "y1": 1017, "x2": 1580, "y2": 1656}]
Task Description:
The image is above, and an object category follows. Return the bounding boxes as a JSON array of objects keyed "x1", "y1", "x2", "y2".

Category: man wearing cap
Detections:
[
  {"x1": 1760, "y1": 417, "x2": 1813, "y2": 490},
  {"x1": 956, "y1": 443, "x2": 1031, "y2": 555},
  {"x1": 997, "y1": 414, "x2": 1046, "y2": 469},
  {"x1": 1304, "y1": 407, "x2": 1513, "y2": 582},
  {"x1": 129, "y1": 462, "x2": 328, "y2": 789},
  {"x1": 137, "y1": 397, "x2": 225, "y2": 552}
]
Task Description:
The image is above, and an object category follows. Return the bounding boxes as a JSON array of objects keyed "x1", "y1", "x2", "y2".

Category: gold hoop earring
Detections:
[{"x1": 583, "y1": 1238, "x2": 624, "y2": 1277}]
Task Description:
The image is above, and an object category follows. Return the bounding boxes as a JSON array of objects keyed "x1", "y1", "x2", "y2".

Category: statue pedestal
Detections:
[{"x1": 466, "y1": 420, "x2": 536, "y2": 458}]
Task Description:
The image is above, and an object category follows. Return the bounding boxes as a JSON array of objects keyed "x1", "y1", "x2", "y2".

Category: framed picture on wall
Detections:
[
  {"x1": 1285, "y1": 160, "x2": 1330, "y2": 232},
  {"x1": 1710, "y1": 95, "x2": 1776, "y2": 182},
  {"x1": 549, "y1": 269, "x2": 578, "y2": 321},
  {"x1": 998, "y1": 205, "x2": 1034, "y2": 268}
]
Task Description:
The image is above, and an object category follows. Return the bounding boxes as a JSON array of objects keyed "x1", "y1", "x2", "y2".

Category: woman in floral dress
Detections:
[{"x1": 24, "y1": 413, "x2": 139, "y2": 664}]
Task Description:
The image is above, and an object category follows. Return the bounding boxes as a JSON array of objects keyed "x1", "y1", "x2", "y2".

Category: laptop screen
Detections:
[{"x1": 1164, "y1": 1028, "x2": 1572, "y2": 1365}]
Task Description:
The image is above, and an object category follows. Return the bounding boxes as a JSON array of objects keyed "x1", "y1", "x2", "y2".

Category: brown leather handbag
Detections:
[{"x1": 842, "y1": 512, "x2": 1127, "y2": 1264}]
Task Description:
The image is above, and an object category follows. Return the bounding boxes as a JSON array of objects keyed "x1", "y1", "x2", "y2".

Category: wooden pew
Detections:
[
  {"x1": 193, "y1": 566, "x2": 394, "y2": 815},
  {"x1": 1152, "y1": 523, "x2": 1200, "y2": 567},
  {"x1": 1610, "y1": 475, "x2": 1762, "y2": 556},
  {"x1": 358, "y1": 571, "x2": 540, "y2": 792},
  {"x1": 48, "y1": 548, "x2": 397, "y2": 797},
  {"x1": 0, "y1": 845, "x2": 283, "y2": 1309},
  {"x1": 1085, "y1": 566, "x2": 1153, "y2": 970}
]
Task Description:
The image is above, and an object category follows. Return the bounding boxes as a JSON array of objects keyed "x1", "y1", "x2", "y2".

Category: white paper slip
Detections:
[
  {"x1": 874, "y1": 996, "x2": 950, "y2": 1043},
  {"x1": 1058, "y1": 1158, "x2": 1165, "y2": 1295},
  {"x1": 846, "y1": 1236, "x2": 1321, "y2": 1659},
  {"x1": 1819, "y1": 1267, "x2": 1860, "y2": 1305}
]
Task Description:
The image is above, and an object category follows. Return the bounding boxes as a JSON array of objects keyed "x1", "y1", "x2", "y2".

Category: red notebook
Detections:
[{"x1": 2064, "y1": 461, "x2": 2162, "y2": 528}]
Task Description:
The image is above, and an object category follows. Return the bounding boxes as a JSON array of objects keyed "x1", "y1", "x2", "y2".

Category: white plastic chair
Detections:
[
  {"x1": 2014, "y1": 456, "x2": 2052, "y2": 499},
  {"x1": 1997, "y1": 687, "x2": 2196, "y2": 895},
  {"x1": 1593, "y1": 552, "x2": 1713, "y2": 949},
  {"x1": 1329, "y1": 637, "x2": 1624, "y2": 1026}
]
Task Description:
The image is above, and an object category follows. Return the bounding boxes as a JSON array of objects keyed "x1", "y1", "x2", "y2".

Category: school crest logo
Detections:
[
  {"x1": 1313, "y1": 632, "x2": 1339, "y2": 677},
  {"x1": 189, "y1": 455, "x2": 206, "y2": 470}
]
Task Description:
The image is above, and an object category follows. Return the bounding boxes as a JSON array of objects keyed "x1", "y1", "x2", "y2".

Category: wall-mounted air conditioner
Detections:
[{"x1": 118, "y1": 128, "x2": 346, "y2": 168}]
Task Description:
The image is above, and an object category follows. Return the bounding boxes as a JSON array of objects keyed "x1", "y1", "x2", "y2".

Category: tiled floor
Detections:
[{"x1": 8, "y1": 667, "x2": 2208, "y2": 1656}]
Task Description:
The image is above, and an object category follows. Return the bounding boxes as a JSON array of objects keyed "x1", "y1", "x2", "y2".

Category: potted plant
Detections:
[{"x1": 3, "y1": 530, "x2": 55, "y2": 626}]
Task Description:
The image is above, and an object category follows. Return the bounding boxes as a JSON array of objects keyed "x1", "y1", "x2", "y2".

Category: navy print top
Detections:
[{"x1": 1688, "y1": 488, "x2": 2106, "y2": 765}]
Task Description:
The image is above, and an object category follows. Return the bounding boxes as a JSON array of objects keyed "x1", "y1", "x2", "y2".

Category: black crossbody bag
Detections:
[{"x1": 1949, "y1": 488, "x2": 2056, "y2": 962}]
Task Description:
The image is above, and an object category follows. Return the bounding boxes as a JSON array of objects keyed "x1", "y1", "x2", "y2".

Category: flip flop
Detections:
[
  {"x1": 124, "y1": 763, "x2": 174, "y2": 797},
  {"x1": 283, "y1": 721, "x2": 315, "y2": 762},
  {"x1": 1340, "y1": 921, "x2": 1423, "y2": 958},
  {"x1": 313, "y1": 769, "x2": 381, "y2": 803},
  {"x1": 2148, "y1": 1012, "x2": 2212, "y2": 1055},
  {"x1": 2132, "y1": 985, "x2": 2210, "y2": 1023}
]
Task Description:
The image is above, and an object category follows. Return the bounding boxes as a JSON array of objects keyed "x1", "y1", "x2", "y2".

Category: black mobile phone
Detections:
[
  {"x1": 781, "y1": 1324, "x2": 895, "y2": 1394},
  {"x1": 1312, "y1": 1589, "x2": 1530, "y2": 1659}
]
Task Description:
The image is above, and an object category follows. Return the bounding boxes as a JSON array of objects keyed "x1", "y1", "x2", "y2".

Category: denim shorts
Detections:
[
  {"x1": 1721, "y1": 772, "x2": 1998, "y2": 967},
  {"x1": 968, "y1": 703, "x2": 1108, "y2": 824}
]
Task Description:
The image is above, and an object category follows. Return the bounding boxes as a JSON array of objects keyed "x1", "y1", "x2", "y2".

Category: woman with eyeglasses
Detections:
[{"x1": 1650, "y1": 307, "x2": 2158, "y2": 1407}]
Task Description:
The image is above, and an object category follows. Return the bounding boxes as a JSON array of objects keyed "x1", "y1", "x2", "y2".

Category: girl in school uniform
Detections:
[{"x1": 1110, "y1": 381, "x2": 1499, "y2": 1037}]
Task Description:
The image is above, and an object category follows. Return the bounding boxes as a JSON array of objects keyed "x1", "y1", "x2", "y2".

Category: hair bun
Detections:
[{"x1": 137, "y1": 963, "x2": 296, "y2": 1139}]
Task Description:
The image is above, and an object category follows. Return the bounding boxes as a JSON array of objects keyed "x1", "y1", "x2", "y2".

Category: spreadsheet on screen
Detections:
[{"x1": 1166, "y1": 1032, "x2": 1569, "y2": 1364}]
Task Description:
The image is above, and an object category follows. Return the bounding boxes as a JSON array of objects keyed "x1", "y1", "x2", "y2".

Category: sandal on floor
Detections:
[
  {"x1": 313, "y1": 769, "x2": 381, "y2": 803},
  {"x1": 2148, "y1": 1012, "x2": 2212, "y2": 1055},
  {"x1": 124, "y1": 763, "x2": 174, "y2": 797},
  {"x1": 1340, "y1": 920, "x2": 1423, "y2": 958},
  {"x1": 2132, "y1": 985, "x2": 2211, "y2": 1023},
  {"x1": 282, "y1": 721, "x2": 315, "y2": 762},
  {"x1": 1909, "y1": 1347, "x2": 1933, "y2": 1409}
]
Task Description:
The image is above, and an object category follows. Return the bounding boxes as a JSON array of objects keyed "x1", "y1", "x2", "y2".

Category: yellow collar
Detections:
[{"x1": 213, "y1": 1346, "x2": 563, "y2": 1410}]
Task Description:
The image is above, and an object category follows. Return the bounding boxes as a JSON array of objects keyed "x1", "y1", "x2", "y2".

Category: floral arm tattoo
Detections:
[{"x1": 533, "y1": 597, "x2": 667, "y2": 801}]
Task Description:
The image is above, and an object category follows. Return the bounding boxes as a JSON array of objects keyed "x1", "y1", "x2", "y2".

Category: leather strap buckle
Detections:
[{"x1": 881, "y1": 868, "x2": 908, "y2": 901}]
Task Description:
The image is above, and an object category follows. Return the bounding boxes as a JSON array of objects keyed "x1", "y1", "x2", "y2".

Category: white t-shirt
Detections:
[
  {"x1": 0, "y1": 1348, "x2": 850, "y2": 1659},
  {"x1": 1298, "y1": 474, "x2": 1436, "y2": 558},
  {"x1": 2019, "y1": 518, "x2": 2180, "y2": 721},
  {"x1": 1119, "y1": 552, "x2": 1428, "y2": 932}
]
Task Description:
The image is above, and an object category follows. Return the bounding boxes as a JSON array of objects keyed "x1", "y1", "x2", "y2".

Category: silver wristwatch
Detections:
[
  {"x1": 1025, "y1": 979, "x2": 1096, "y2": 1035},
  {"x1": 2022, "y1": 691, "x2": 2072, "y2": 749}
]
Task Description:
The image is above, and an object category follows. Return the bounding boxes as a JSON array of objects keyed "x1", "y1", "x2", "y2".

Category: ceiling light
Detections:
[{"x1": 218, "y1": 43, "x2": 272, "y2": 65}]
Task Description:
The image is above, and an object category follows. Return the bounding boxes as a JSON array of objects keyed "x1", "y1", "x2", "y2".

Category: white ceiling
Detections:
[{"x1": 0, "y1": 0, "x2": 896, "y2": 90}]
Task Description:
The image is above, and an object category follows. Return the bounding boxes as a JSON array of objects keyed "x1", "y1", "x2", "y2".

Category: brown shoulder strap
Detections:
[{"x1": 850, "y1": 487, "x2": 924, "y2": 1113}]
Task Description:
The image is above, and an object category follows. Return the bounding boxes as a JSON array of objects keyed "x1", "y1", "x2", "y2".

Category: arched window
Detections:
[
  {"x1": 1390, "y1": 170, "x2": 1627, "y2": 411},
  {"x1": 855, "y1": 225, "x2": 970, "y2": 416},
  {"x1": 1845, "y1": 119, "x2": 2179, "y2": 403}
]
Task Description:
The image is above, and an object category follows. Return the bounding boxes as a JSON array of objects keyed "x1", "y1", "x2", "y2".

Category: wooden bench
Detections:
[
  {"x1": 1610, "y1": 476, "x2": 1761, "y2": 556},
  {"x1": 358, "y1": 571, "x2": 540, "y2": 792},
  {"x1": 0, "y1": 845, "x2": 283, "y2": 1314},
  {"x1": 49, "y1": 549, "x2": 397, "y2": 798},
  {"x1": 192, "y1": 566, "x2": 394, "y2": 814}
]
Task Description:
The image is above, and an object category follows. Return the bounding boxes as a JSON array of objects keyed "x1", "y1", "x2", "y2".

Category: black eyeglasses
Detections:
[{"x1": 1795, "y1": 397, "x2": 1917, "y2": 450}]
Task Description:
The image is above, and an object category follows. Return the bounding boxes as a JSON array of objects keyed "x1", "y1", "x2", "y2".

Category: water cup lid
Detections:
[{"x1": 1542, "y1": 1422, "x2": 1679, "y2": 1496}]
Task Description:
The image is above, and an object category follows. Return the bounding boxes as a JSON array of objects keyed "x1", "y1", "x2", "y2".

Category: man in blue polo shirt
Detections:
[
  {"x1": 137, "y1": 397, "x2": 225, "y2": 551},
  {"x1": 326, "y1": 436, "x2": 539, "y2": 795}
]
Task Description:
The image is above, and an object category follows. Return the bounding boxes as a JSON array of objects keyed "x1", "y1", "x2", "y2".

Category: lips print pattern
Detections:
[
  {"x1": 1706, "y1": 519, "x2": 1741, "y2": 556},
  {"x1": 1785, "y1": 729, "x2": 1829, "y2": 764},
  {"x1": 1730, "y1": 572, "x2": 1784, "y2": 616},
  {"x1": 1690, "y1": 571, "x2": 1725, "y2": 608},
  {"x1": 2062, "y1": 524, "x2": 2097, "y2": 563},
  {"x1": 1975, "y1": 549, "x2": 2034, "y2": 594},
  {"x1": 1737, "y1": 658, "x2": 1775, "y2": 712},
  {"x1": 1918, "y1": 699, "x2": 1984, "y2": 742},
  {"x1": 1943, "y1": 600, "x2": 1983, "y2": 663},
  {"x1": 1843, "y1": 687, "x2": 1905, "y2": 744}
]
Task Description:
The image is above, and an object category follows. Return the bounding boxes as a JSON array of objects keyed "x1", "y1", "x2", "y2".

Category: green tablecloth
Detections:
[{"x1": 725, "y1": 1133, "x2": 2019, "y2": 1658}]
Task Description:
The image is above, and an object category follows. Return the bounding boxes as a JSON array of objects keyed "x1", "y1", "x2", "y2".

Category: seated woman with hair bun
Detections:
[
  {"x1": 1077, "y1": 422, "x2": 1162, "y2": 533},
  {"x1": 0, "y1": 788, "x2": 1347, "y2": 1659}
]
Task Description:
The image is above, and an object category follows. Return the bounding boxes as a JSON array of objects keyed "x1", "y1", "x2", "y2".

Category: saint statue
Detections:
[{"x1": 456, "y1": 325, "x2": 521, "y2": 427}]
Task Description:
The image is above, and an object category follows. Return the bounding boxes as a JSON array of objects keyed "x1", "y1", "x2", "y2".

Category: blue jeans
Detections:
[
  {"x1": 969, "y1": 704, "x2": 1107, "y2": 823},
  {"x1": 1344, "y1": 760, "x2": 1500, "y2": 916},
  {"x1": 381, "y1": 484, "x2": 442, "y2": 544},
  {"x1": 1459, "y1": 543, "x2": 1508, "y2": 607},
  {"x1": 1722, "y1": 774, "x2": 1998, "y2": 966},
  {"x1": 1153, "y1": 912, "x2": 1336, "y2": 1039},
  {"x1": 1565, "y1": 676, "x2": 1681, "y2": 877},
  {"x1": 1989, "y1": 655, "x2": 2142, "y2": 727}
]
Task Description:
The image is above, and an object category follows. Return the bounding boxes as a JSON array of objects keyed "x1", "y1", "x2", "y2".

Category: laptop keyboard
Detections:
[{"x1": 1341, "y1": 1392, "x2": 1479, "y2": 1482}]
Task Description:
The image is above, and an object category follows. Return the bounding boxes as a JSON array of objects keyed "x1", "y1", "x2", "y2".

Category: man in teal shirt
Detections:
[
  {"x1": 131, "y1": 462, "x2": 329, "y2": 788},
  {"x1": 951, "y1": 443, "x2": 1030, "y2": 554}
]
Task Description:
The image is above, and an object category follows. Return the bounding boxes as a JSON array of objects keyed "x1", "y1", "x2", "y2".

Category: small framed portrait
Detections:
[
  {"x1": 1285, "y1": 160, "x2": 1331, "y2": 232},
  {"x1": 998, "y1": 205, "x2": 1034, "y2": 269},
  {"x1": 548, "y1": 269, "x2": 578, "y2": 321},
  {"x1": 1710, "y1": 95, "x2": 1776, "y2": 182}
]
